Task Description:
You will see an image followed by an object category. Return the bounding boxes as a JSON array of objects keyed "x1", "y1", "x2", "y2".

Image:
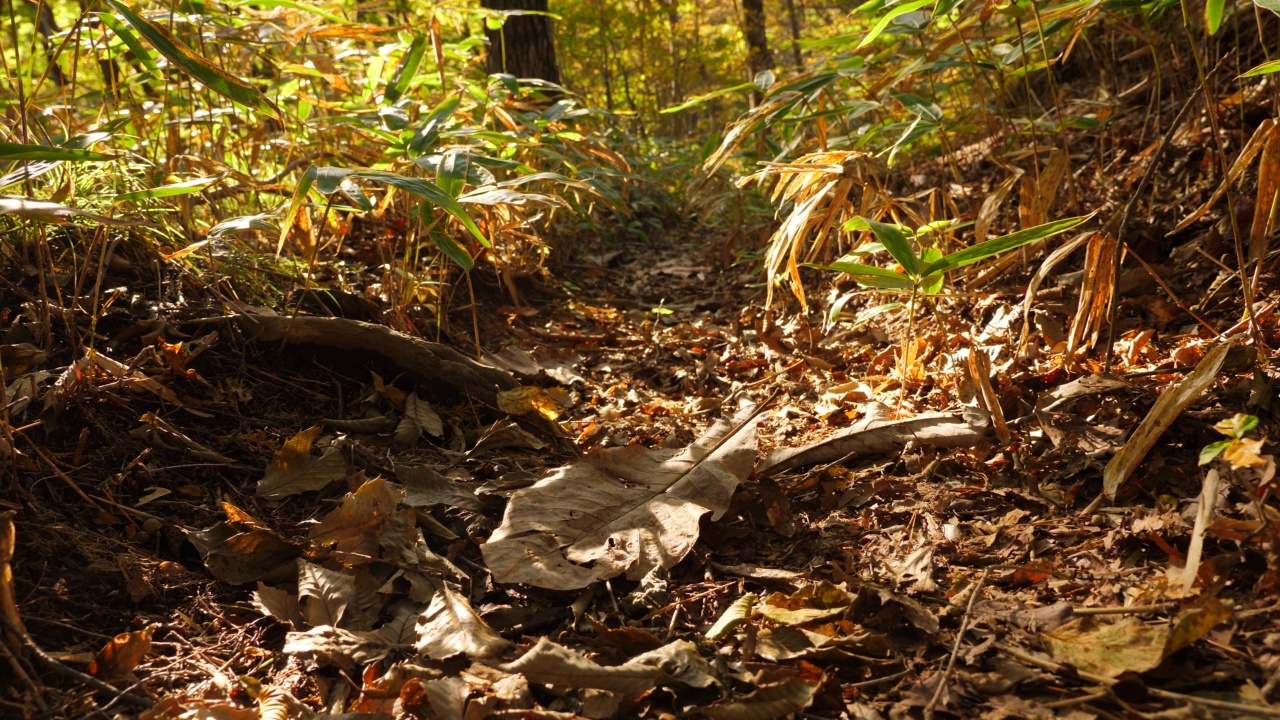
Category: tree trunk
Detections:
[
  {"x1": 740, "y1": 0, "x2": 773, "y2": 81},
  {"x1": 784, "y1": 0, "x2": 803, "y2": 68},
  {"x1": 481, "y1": 0, "x2": 562, "y2": 88}
]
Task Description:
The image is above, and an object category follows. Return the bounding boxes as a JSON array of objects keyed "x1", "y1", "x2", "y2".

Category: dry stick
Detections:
[
  {"x1": 0, "y1": 614, "x2": 155, "y2": 709},
  {"x1": 1073, "y1": 602, "x2": 1175, "y2": 616},
  {"x1": 997, "y1": 641, "x2": 1280, "y2": 717},
  {"x1": 1103, "y1": 71, "x2": 1212, "y2": 374},
  {"x1": 923, "y1": 569, "x2": 988, "y2": 719},
  {"x1": 28, "y1": 445, "x2": 105, "y2": 513},
  {"x1": 0, "y1": 635, "x2": 49, "y2": 712}
]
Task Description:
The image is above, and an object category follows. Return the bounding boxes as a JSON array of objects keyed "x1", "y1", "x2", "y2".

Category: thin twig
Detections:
[
  {"x1": 0, "y1": 614, "x2": 155, "y2": 709},
  {"x1": 1073, "y1": 603, "x2": 1176, "y2": 616},
  {"x1": 924, "y1": 569, "x2": 987, "y2": 718},
  {"x1": 0, "y1": 635, "x2": 49, "y2": 712}
]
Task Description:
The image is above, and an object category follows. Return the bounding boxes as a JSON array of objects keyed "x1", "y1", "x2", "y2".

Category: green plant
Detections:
[
  {"x1": 819, "y1": 213, "x2": 1090, "y2": 382},
  {"x1": 1200, "y1": 413, "x2": 1265, "y2": 468}
]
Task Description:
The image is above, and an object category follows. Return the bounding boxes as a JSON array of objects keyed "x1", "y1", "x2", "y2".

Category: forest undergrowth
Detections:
[{"x1": 3, "y1": 0, "x2": 1280, "y2": 718}]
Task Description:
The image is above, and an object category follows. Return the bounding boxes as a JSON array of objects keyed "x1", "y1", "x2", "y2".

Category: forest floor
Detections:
[{"x1": 3, "y1": 204, "x2": 1280, "y2": 720}]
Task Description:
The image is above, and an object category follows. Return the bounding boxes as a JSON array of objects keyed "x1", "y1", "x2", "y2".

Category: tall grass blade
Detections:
[
  {"x1": 102, "y1": 0, "x2": 283, "y2": 121},
  {"x1": 920, "y1": 215, "x2": 1092, "y2": 276},
  {"x1": 385, "y1": 35, "x2": 427, "y2": 103},
  {"x1": 98, "y1": 12, "x2": 161, "y2": 79},
  {"x1": 0, "y1": 142, "x2": 114, "y2": 162}
]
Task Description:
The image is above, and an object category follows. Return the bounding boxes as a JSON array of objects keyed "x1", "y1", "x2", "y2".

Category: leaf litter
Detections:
[{"x1": 6, "y1": 222, "x2": 1280, "y2": 720}]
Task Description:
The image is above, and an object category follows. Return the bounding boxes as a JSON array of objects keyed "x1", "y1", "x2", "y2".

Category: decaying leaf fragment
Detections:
[
  {"x1": 501, "y1": 637, "x2": 714, "y2": 694},
  {"x1": 1102, "y1": 343, "x2": 1232, "y2": 499},
  {"x1": 482, "y1": 405, "x2": 759, "y2": 590}
]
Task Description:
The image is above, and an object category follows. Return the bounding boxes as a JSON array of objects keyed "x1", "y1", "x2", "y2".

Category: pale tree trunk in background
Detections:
[
  {"x1": 740, "y1": 0, "x2": 773, "y2": 105},
  {"x1": 784, "y1": 0, "x2": 803, "y2": 67},
  {"x1": 595, "y1": 0, "x2": 614, "y2": 110},
  {"x1": 481, "y1": 0, "x2": 562, "y2": 87}
]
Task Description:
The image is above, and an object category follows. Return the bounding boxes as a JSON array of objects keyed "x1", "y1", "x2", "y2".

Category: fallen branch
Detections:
[{"x1": 231, "y1": 312, "x2": 574, "y2": 452}]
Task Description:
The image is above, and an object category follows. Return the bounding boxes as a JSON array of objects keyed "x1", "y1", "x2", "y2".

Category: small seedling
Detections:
[{"x1": 818, "y1": 214, "x2": 1090, "y2": 384}]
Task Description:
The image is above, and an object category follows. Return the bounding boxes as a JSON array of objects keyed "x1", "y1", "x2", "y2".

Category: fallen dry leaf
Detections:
[
  {"x1": 501, "y1": 637, "x2": 713, "y2": 694},
  {"x1": 415, "y1": 585, "x2": 510, "y2": 659},
  {"x1": 701, "y1": 677, "x2": 820, "y2": 720},
  {"x1": 257, "y1": 425, "x2": 348, "y2": 499},
  {"x1": 309, "y1": 476, "x2": 402, "y2": 561},
  {"x1": 298, "y1": 560, "x2": 354, "y2": 628},
  {"x1": 1103, "y1": 342, "x2": 1232, "y2": 499},
  {"x1": 188, "y1": 503, "x2": 302, "y2": 585},
  {"x1": 89, "y1": 625, "x2": 154, "y2": 679},
  {"x1": 758, "y1": 405, "x2": 989, "y2": 476},
  {"x1": 1043, "y1": 616, "x2": 1168, "y2": 677},
  {"x1": 395, "y1": 392, "x2": 444, "y2": 445},
  {"x1": 482, "y1": 405, "x2": 759, "y2": 590}
]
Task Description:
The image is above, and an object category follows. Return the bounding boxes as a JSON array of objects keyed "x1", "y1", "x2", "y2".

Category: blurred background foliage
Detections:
[{"x1": 0, "y1": 0, "x2": 1276, "y2": 335}]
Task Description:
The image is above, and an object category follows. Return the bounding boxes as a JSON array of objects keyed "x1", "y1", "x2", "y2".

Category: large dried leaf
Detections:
[
  {"x1": 1103, "y1": 343, "x2": 1231, "y2": 498},
  {"x1": 298, "y1": 560, "x2": 354, "y2": 628},
  {"x1": 501, "y1": 638, "x2": 712, "y2": 694},
  {"x1": 309, "y1": 476, "x2": 402, "y2": 561},
  {"x1": 482, "y1": 406, "x2": 760, "y2": 590},
  {"x1": 702, "y1": 677, "x2": 820, "y2": 720},
  {"x1": 283, "y1": 625, "x2": 399, "y2": 672},
  {"x1": 1044, "y1": 617, "x2": 1169, "y2": 677},
  {"x1": 89, "y1": 626, "x2": 154, "y2": 679},
  {"x1": 257, "y1": 425, "x2": 348, "y2": 499},
  {"x1": 414, "y1": 586, "x2": 509, "y2": 659},
  {"x1": 188, "y1": 503, "x2": 302, "y2": 585}
]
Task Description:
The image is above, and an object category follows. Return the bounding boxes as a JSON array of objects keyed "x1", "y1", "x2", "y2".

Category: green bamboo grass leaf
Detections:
[
  {"x1": 113, "y1": 174, "x2": 225, "y2": 203},
  {"x1": 351, "y1": 170, "x2": 487, "y2": 248},
  {"x1": 0, "y1": 142, "x2": 114, "y2": 162},
  {"x1": 919, "y1": 248, "x2": 945, "y2": 294},
  {"x1": 660, "y1": 82, "x2": 757, "y2": 114},
  {"x1": 408, "y1": 95, "x2": 460, "y2": 155},
  {"x1": 101, "y1": 0, "x2": 282, "y2": 121},
  {"x1": 226, "y1": 0, "x2": 344, "y2": 23},
  {"x1": 920, "y1": 215, "x2": 1092, "y2": 277},
  {"x1": 821, "y1": 261, "x2": 916, "y2": 289},
  {"x1": 276, "y1": 165, "x2": 319, "y2": 255},
  {"x1": 427, "y1": 224, "x2": 473, "y2": 271},
  {"x1": 857, "y1": 0, "x2": 934, "y2": 49},
  {"x1": 436, "y1": 149, "x2": 469, "y2": 199},
  {"x1": 98, "y1": 12, "x2": 161, "y2": 79},
  {"x1": 1205, "y1": 0, "x2": 1226, "y2": 33},
  {"x1": 385, "y1": 35, "x2": 427, "y2": 104},
  {"x1": 861, "y1": 217, "x2": 919, "y2": 276},
  {"x1": 1241, "y1": 59, "x2": 1280, "y2": 77}
]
